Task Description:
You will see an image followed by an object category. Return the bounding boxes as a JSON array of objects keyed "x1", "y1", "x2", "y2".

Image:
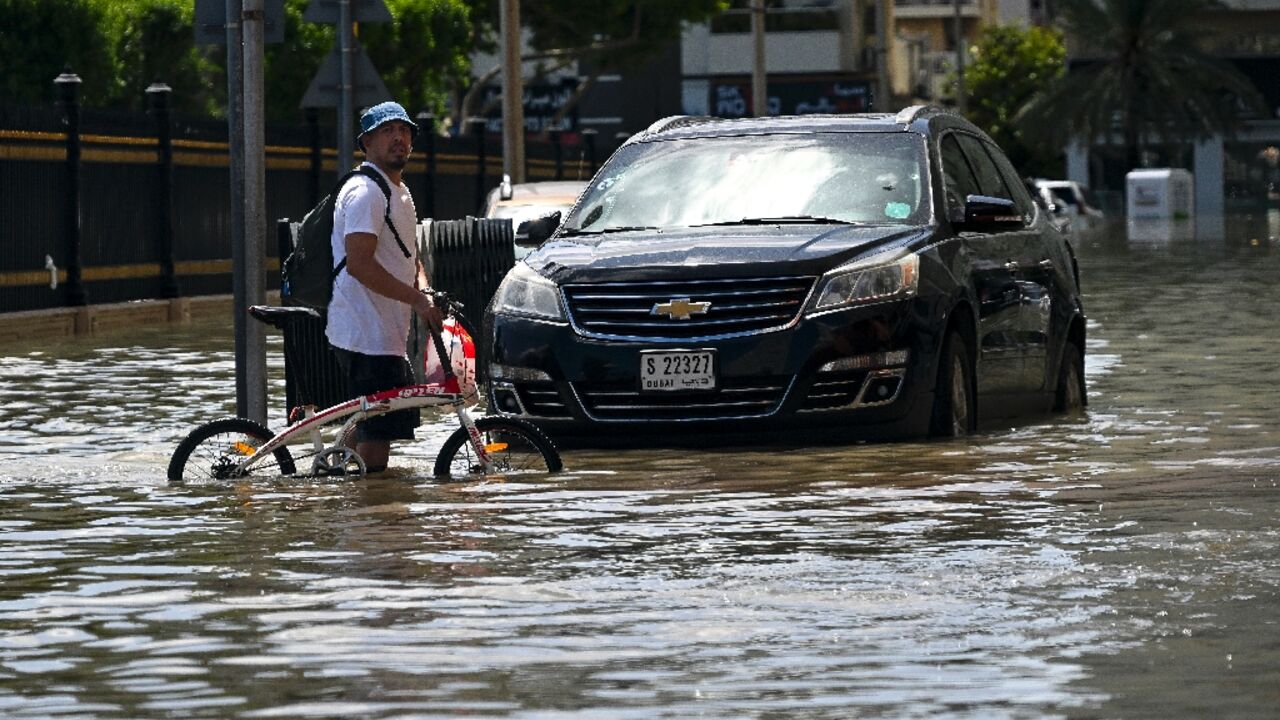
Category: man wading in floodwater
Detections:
[{"x1": 326, "y1": 101, "x2": 443, "y2": 472}]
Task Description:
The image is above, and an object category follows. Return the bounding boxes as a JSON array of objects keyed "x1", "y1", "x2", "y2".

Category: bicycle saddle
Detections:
[{"x1": 248, "y1": 305, "x2": 322, "y2": 329}]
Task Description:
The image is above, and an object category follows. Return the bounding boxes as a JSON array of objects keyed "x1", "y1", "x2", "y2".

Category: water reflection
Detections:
[{"x1": 1, "y1": 217, "x2": 1279, "y2": 717}]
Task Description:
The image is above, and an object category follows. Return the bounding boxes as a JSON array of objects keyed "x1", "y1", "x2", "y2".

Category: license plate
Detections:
[{"x1": 640, "y1": 350, "x2": 716, "y2": 392}]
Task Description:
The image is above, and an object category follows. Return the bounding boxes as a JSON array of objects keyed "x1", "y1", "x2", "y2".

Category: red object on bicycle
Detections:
[{"x1": 423, "y1": 317, "x2": 478, "y2": 396}]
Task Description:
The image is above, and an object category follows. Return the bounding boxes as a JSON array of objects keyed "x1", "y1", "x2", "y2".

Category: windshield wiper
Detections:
[
  {"x1": 693, "y1": 215, "x2": 863, "y2": 227},
  {"x1": 560, "y1": 225, "x2": 660, "y2": 236}
]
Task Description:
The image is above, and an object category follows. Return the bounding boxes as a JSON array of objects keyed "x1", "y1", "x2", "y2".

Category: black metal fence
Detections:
[{"x1": 0, "y1": 75, "x2": 608, "y2": 314}]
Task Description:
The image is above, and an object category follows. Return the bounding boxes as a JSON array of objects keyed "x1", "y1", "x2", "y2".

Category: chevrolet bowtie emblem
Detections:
[{"x1": 652, "y1": 298, "x2": 711, "y2": 320}]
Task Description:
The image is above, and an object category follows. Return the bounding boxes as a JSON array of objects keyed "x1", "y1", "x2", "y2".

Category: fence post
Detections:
[
  {"x1": 470, "y1": 117, "x2": 488, "y2": 215},
  {"x1": 582, "y1": 128, "x2": 598, "y2": 177},
  {"x1": 416, "y1": 111, "x2": 436, "y2": 219},
  {"x1": 147, "y1": 82, "x2": 180, "y2": 299},
  {"x1": 551, "y1": 129, "x2": 563, "y2": 180},
  {"x1": 55, "y1": 70, "x2": 87, "y2": 307},
  {"x1": 306, "y1": 107, "x2": 321, "y2": 207}
]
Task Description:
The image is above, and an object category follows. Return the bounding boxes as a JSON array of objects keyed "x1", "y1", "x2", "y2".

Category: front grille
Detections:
[
  {"x1": 572, "y1": 376, "x2": 792, "y2": 421},
  {"x1": 562, "y1": 276, "x2": 816, "y2": 340},
  {"x1": 514, "y1": 381, "x2": 571, "y2": 418}
]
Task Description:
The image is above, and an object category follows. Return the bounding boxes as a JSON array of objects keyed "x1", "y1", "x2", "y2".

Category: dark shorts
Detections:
[{"x1": 332, "y1": 347, "x2": 420, "y2": 443}]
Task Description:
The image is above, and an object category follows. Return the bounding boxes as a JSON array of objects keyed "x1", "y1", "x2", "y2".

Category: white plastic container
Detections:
[{"x1": 1126, "y1": 168, "x2": 1194, "y2": 219}]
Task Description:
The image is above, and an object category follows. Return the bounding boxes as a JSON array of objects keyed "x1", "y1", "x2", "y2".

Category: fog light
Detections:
[
  {"x1": 858, "y1": 372, "x2": 904, "y2": 406},
  {"x1": 493, "y1": 386, "x2": 524, "y2": 415},
  {"x1": 490, "y1": 364, "x2": 552, "y2": 382},
  {"x1": 819, "y1": 349, "x2": 909, "y2": 373}
]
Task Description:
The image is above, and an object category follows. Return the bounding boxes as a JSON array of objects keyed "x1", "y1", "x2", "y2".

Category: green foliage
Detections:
[
  {"x1": 0, "y1": 0, "x2": 723, "y2": 126},
  {"x1": 260, "y1": 0, "x2": 334, "y2": 122},
  {"x1": 521, "y1": 0, "x2": 728, "y2": 72},
  {"x1": 963, "y1": 24, "x2": 1065, "y2": 177},
  {"x1": 1018, "y1": 0, "x2": 1266, "y2": 168},
  {"x1": 361, "y1": 0, "x2": 485, "y2": 117},
  {"x1": 0, "y1": 0, "x2": 113, "y2": 105},
  {"x1": 97, "y1": 0, "x2": 221, "y2": 115}
]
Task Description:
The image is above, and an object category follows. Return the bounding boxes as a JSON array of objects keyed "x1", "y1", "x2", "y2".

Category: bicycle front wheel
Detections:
[
  {"x1": 433, "y1": 417, "x2": 562, "y2": 479},
  {"x1": 168, "y1": 417, "x2": 296, "y2": 484}
]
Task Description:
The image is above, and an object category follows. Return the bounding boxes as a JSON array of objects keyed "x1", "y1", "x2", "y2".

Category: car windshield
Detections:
[{"x1": 562, "y1": 132, "x2": 930, "y2": 233}]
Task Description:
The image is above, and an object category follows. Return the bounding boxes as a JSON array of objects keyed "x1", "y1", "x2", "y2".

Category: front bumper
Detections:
[{"x1": 486, "y1": 299, "x2": 941, "y2": 439}]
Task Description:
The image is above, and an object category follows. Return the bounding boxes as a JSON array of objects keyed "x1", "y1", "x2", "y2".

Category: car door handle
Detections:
[{"x1": 1038, "y1": 259, "x2": 1054, "y2": 270}]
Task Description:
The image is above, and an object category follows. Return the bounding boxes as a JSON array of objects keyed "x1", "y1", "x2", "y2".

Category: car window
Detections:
[
  {"x1": 562, "y1": 132, "x2": 931, "y2": 232},
  {"x1": 1050, "y1": 188, "x2": 1079, "y2": 206},
  {"x1": 955, "y1": 134, "x2": 1014, "y2": 201},
  {"x1": 981, "y1": 140, "x2": 1036, "y2": 219},
  {"x1": 940, "y1": 134, "x2": 980, "y2": 216}
]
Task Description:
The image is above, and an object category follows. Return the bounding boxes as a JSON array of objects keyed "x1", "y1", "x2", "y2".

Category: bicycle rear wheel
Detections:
[
  {"x1": 168, "y1": 417, "x2": 296, "y2": 484},
  {"x1": 433, "y1": 417, "x2": 562, "y2": 479}
]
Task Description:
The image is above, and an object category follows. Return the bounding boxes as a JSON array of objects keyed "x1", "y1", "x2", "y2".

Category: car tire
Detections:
[
  {"x1": 930, "y1": 331, "x2": 975, "y2": 438},
  {"x1": 1053, "y1": 340, "x2": 1086, "y2": 413}
]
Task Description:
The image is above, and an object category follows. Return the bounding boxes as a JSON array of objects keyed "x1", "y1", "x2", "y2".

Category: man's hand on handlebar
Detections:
[{"x1": 413, "y1": 290, "x2": 444, "y2": 333}]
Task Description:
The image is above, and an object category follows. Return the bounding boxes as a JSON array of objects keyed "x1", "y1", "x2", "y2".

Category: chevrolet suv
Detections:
[{"x1": 484, "y1": 107, "x2": 1086, "y2": 440}]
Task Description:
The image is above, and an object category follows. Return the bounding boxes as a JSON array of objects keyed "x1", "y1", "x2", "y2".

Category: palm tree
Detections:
[{"x1": 1019, "y1": 0, "x2": 1264, "y2": 171}]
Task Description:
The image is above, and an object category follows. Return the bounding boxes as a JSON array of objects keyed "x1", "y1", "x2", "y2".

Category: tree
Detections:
[
  {"x1": 453, "y1": 0, "x2": 729, "y2": 132},
  {"x1": 361, "y1": 0, "x2": 487, "y2": 119},
  {"x1": 99, "y1": 0, "x2": 221, "y2": 115},
  {"x1": 0, "y1": 0, "x2": 113, "y2": 106},
  {"x1": 1018, "y1": 0, "x2": 1265, "y2": 171},
  {"x1": 963, "y1": 24, "x2": 1065, "y2": 178}
]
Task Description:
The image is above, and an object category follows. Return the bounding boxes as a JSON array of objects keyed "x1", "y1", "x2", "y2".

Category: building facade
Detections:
[
  {"x1": 680, "y1": 0, "x2": 996, "y2": 117},
  {"x1": 1061, "y1": 0, "x2": 1280, "y2": 223}
]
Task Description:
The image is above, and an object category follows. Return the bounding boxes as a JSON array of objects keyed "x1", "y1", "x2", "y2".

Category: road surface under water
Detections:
[{"x1": 1, "y1": 218, "x2": 1278, "y2": 718}]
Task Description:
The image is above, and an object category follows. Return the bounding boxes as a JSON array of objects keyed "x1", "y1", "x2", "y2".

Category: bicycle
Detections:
[{"x1": 167, "y1": 291, "x2": 562, "y2": 483}]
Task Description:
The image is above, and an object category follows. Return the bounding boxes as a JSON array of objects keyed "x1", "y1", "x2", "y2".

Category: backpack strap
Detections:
[
  {"x1": 328, "y1": 169, "x2": 366, "y2": 284},
  {"x1": 357, "y1": 166, "x2": 413, "y2": 260}
]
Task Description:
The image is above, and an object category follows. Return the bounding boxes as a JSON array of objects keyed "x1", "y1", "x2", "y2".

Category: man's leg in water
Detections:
[{"x1": 332, "y1": 348, "x2": 419, "y2": 472}]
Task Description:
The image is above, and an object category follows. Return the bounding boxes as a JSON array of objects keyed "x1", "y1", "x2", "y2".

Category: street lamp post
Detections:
[
  {"x1": 55, "y1": 71, "x2": 87, "y2": 308},
  {"x1": 953, "y1": 0, "x2": 967, "y2": 114}
]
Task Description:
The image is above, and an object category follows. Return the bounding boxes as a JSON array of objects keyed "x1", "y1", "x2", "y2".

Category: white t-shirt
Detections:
[{"x1": 325, "y1": 162, "x2": 419, "y2": 356}]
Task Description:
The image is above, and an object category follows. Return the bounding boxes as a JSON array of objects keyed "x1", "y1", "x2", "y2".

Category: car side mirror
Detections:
[
  {"x1": 958, "y1": 195, "x2": 1022, "y2": 231},
  {"x1": 515, "y1": 211, "x2": 561, "y2": 247}
]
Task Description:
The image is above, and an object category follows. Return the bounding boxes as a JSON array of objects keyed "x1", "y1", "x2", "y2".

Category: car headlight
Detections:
[
  {"x1": 808, "y1": 252, "x2": 919, "y2": 314},
  {"x1": 491, "y1": 262, "x2": 566, "y2": 321}
]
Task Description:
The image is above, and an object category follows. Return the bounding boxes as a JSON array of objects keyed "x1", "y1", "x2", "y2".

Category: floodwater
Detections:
[{"x1": 2, "y1": 216, "x2": 1279, "y2": 718}]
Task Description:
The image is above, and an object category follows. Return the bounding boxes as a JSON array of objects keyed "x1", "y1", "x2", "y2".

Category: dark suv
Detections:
[{"x1": 484, "y1": 107, "x2": 1086, "y2": 440}]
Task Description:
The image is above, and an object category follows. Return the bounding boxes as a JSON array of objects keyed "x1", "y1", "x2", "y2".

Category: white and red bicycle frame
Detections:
[
  {"x1": 235, "y1": 380, "x2": 495, "y2": 477},
  {"x1": 239, "y1": 297, "x2": 494, "y2": 476}
]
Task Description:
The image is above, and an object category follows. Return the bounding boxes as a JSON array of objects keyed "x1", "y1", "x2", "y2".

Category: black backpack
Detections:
[{"x1": 281, "y1": 166, "x2": 413, "y2": 311}]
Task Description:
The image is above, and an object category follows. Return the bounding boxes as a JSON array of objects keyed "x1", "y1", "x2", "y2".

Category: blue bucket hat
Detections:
[{"x1": 358, "y1": 101, "x2": 418, "y2": 140}]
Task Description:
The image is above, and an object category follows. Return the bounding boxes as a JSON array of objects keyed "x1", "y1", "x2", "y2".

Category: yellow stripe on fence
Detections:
[
  {"x1": 0, "y1": 258, "x2": 280, "y2": 288},
  {"x1": 2, "y1": 131, "x2": 555, "y2": 176}
]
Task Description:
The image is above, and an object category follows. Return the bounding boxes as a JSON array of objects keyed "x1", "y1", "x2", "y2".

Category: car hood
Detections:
[{"x1": 524, "y1": 224, "x2": 931, "y2": 284}]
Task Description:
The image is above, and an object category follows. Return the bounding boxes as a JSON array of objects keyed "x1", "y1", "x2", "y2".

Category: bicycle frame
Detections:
[
  {"x1": 235, "y1": 384, "x2": 493, "y2": 476},
  {"x1": 238, "y1": 293, "x2": 492, "y2": 477}
]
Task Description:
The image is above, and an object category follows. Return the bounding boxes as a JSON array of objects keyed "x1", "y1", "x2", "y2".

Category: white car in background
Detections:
[
  {"x1": 482, "y1": 175, "x2": 589, "y2": 258},
  {"x1": 1034, "y1": 179, "x2": 1105, "y2": 232}
]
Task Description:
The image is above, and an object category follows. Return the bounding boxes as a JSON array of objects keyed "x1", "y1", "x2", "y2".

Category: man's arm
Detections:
[{"x1": 344, "y1": 232, "x2": 442, "y2": 329}]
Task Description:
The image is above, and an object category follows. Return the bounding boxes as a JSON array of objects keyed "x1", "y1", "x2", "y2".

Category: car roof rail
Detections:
[
  {"x1": 894, "y1": 105, "x2": 950, "y2": 124},
  {"x1": 643, "y1": 115, "x2": 723, "y2": 135}
]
